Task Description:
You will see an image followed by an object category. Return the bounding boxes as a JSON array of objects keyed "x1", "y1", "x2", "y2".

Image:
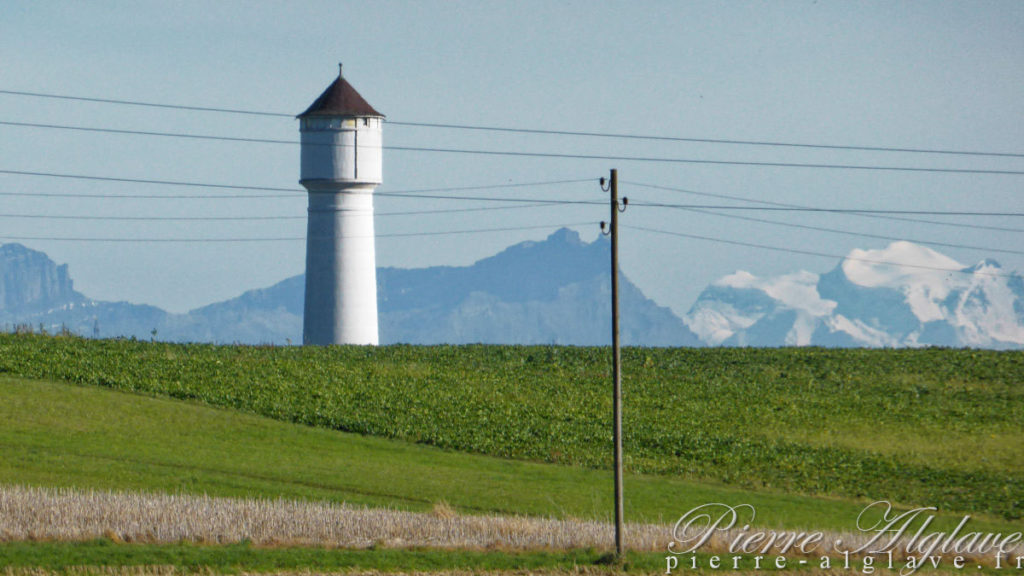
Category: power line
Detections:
[
  {"x1": 375, "y1": 178, "x2": 594, "y2": 196},
  {"x1": 0, "y1": 89, "x2": 293, "y2": 118},
  {"x1": 374, "y1": 222, "x2": 596, "y2": 239},
  {"x1": 0, "y1": 168, "x2": 301, "y2": 194},
  {"x1": 0, "y1": 170, "x2": 594, "y2": 202},
  {"x1": 630, "y1": 201, "x2": 1024, "y2": 217},
  {"x1": 376, "y1": 191, "x2": 602, "y2": 206},
  {"x1": 0, "y1": 202, "x2": 563, "y2": 222},
  {"x1": 4, "y1": 119, "x2": 1023, "y2": 175},
  {"x1": 0, "y1": 213, "x2": 303, "y2": 221},
  {"x1": 0, "y1": 120, "x2": 298, "y2": 146},
  {"x1": 384, "y1": 146, "x2": 1024, "y2": 175},
  {"x1": 678, "y1": 207, "x2": 1024, "y2": 256},
  {"x1": 0, "y1": 235, "x2": 296, "y2": 243},
  {"x1": 380, "y1": 202, "x2": 561, "y2": 216},
  {"x1": 0, "y1": 190, "x2": 294, "y2": 200},
  {"x1": 389, "y1": 121, "x2": 1024, "y2": 159},
  {"x1": 626, "y1": 180, "x2": 1024, "y2": 233},
  {"x1": 624, "y1": 224, "x2": 1013, "y2": 278},
  {"x1": 3, "y1": 89, "x2": 1022, "y2": 159},
  {"x1": 3, "y1": 169, "x2": 1018, "y2": 217},
  {"x1": 0, "y1": 222, "x2": 593, "y2": 243}
]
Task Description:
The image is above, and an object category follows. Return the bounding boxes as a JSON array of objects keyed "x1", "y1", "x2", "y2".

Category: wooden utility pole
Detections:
[{"x1": 603, "y1": 168, "x2": 625, "y2": 558}]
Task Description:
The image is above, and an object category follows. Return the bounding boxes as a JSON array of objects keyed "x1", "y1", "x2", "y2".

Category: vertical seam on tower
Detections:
[{"x1": 354, "y1": 130, "x2": 359, "y2": 180}]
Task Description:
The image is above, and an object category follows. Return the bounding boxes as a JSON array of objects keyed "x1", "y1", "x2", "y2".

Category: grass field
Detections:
[
  {"x1": 1, "y1": 334, "x2": 1021, "y2": 521},
  {"x1": 6, "y1": 373, "x2": 1000, "y2": 533},
  {"x1": 0, "y1": 539, "x2": 670, "y2": 574},
  {"x1": 12, "y1": 373, "x2": 1001, "y2": 574},
  {"x1": 2, "y1": 334, "x2": 1022, "y2": 573}
]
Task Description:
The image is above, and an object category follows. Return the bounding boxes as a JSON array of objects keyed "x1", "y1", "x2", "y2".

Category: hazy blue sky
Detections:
[{"x1": 2, "y1": 1, "x2": 1022, "y2": 314}]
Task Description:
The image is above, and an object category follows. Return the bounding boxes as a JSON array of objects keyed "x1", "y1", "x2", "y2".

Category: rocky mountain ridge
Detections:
[{"x1": 0, "y1": 230, "x2": 698, "y2": 346}]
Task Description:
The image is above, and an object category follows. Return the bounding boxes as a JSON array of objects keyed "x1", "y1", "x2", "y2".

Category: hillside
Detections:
[
  {"x1": 1, "y1": 372, "x2": 930, "y2": 530},
  {"x1": 3, "y1": 334, "x2": 1021, "y2": 521}
]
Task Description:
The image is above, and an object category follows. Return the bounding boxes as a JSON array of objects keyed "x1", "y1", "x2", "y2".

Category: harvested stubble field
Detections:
[
  {"x1": 0, "y1": 484, "x2": 1012, "y2": 568},
  {"x1": 0, "y1": 485, "x2": 666, "y2": 550}
]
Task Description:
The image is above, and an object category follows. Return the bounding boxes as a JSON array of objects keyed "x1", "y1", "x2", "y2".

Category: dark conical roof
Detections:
[{"x1": 298, "y1": 64, "x2": 384, "y2": 118}]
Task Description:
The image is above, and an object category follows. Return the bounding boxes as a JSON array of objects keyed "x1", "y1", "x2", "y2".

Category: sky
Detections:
[{"x1": 1, "y1": 1, "x2": 1022, "y2": 315}]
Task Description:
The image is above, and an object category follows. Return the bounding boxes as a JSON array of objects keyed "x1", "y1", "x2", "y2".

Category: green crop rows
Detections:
[{"x1": 1, "y1": 334, "x2": 1021, "y2": 519}]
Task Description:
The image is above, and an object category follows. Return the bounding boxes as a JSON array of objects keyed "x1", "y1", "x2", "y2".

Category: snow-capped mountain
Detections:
[{"x1": 685, "y1": 241, "x2": 1024, "y2": 349}]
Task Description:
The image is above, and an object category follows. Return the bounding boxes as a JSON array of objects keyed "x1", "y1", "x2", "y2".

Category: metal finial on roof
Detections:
[{"x1": 338, "y1": 63, "x2": 343, "y2": 78}]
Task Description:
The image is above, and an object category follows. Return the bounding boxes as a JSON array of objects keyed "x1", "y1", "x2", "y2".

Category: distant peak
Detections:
[
  {"x1": 969, "y1": 258, "x2": 1003, "y2": 272},
  {"x1": 2, "y1": 242, "x2": 41, "y2": 257},
  {"x1": 546, "y1": 227, "x2": 583, "y2": 246},
  {"x1": 714, "y1": 270, "x2": 757, "y2": 287},
  {"x1": 840, "y1": 241, "x2": 964, "y2": 288}
]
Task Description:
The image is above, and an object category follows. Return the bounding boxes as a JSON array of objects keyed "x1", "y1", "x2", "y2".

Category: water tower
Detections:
[{"x1": 298, "y1": 64, "x2": 383, "y2": 345}]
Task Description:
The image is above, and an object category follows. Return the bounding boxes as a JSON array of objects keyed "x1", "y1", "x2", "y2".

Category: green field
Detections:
[
  {"x1": 0, "y1": 540, "x2": 668, "y2": 574},
  {"x1": 1, "y1": 334, "x2": 1021, "y2": 522},
  {"x1": 5, "y1": 373, "x2": 987, "y2": 533},
  {"x1": 1, "y1": 374, "x2": 1019, "y2": 573},
  {"x1": 0, "y1": 373, "x2": 873, "y2": 528}
]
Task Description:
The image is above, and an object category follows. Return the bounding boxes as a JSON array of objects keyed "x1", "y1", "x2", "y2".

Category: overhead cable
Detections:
[
  {"x1": 630, "y1": 201, "x2": 1024, "y2": 217},
  {"x1": 0, "y1": 202, "x2": 564, "y2": 221},
  {"x1": 2, "y1": 89, "x2": 1022, "y2": 158},
  {"x1": 624, "y1": 224, "x2": 1013, "y2": 278},
  {"x1": 3, "y1": 169, "x2": 1018, "y2": 216},
  {"x1": 678, "y1": 207, "x2": 1024, "y2": 255},
  {"x1": 0, "y1": 222, "x2": 593, "y2": 243},
  {"x1": 0, "y1": 170, "x2": 594, "y2": 203},
  {"x1": 3, "y1": 120, "x2": 1022, "y2": 175},
  {"x1": 625, "y1": 180, "x2": 1024, "y2": 233}
]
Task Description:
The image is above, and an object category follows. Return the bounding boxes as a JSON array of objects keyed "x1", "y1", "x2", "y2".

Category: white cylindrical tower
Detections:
[{"x1": 299, "y1": 64, "x2": 383, "y2": 345}]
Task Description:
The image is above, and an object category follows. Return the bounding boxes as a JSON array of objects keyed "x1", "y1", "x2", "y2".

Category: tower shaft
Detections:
[{"x1": 303, "y1": 185, "x2": 378, "y2": 345}]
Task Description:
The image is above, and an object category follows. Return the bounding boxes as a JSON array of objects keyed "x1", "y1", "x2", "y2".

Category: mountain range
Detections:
[
  {"x1": 685, "y1": 242, "x2": 1024, "y2": 349},
  {"x1": 2, "y1": 232, "x2": 1022, "y2": 348},
  {"x1": 0, "y1": 229, "x2": 698, "y2": 346}
]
